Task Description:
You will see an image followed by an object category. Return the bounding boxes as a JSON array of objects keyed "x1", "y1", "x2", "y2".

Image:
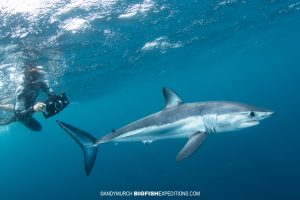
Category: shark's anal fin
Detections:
[
  {"x1": 163, "y1": 87, "x2": 183, "y2": 109},
  {"x1": 176, "y1": 131, "x2": 208, "y2": 161}
]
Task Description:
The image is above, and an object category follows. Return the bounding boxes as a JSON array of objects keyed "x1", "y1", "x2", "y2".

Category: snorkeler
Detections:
[{"x1": 0, "y1": 66, "x2": 56, "y2": 131}]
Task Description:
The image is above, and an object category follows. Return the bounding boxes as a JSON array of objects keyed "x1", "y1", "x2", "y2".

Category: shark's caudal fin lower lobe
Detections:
[{"x1": 56, "y1": 120, "x2": 98, "y2": 176}]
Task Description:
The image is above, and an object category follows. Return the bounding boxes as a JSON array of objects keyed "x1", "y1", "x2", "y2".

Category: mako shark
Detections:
[{"x1": 57, "y1": 87, "x2": 273, "y2": 175}]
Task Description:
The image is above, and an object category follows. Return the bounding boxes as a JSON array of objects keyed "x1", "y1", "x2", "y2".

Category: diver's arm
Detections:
[
  {"x1": 15, "y1": 106, "x2": 35, "y2": 120},
  {"x1": 15, "y1": 103, "x2": 46, "y2": 120}
]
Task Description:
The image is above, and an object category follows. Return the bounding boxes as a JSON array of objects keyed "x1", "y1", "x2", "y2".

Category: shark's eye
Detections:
[{"x1": 250, "y1": 111, "x2": 255, "y2": 117}]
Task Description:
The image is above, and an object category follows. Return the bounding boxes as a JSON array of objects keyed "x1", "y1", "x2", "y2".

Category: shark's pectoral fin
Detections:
[
  {"x1": 176, "y1": 131, "x2": 208, "y2": 161},
  {"x1": 163, "y1": 87, "x2": 183, "y2": 108}
]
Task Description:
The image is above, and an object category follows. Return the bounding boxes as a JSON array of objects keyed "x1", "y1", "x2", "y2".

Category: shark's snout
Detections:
[
  {"x1": 252, "y1": 105, "x2": 274, "y2": 120},
  {"x1": 261, "y1": 111, "x2": 274, "y2": 119}
]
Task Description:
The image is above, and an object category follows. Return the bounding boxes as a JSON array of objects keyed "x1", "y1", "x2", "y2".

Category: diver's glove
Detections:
[{"x1": 33, "y1": 102, "x2": 46, "y2": 112}]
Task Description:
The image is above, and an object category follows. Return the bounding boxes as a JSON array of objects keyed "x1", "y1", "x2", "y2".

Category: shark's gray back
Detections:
[
  {"x1": 97, "y1": 101, "x2": 259, "y2": 143},
  {"x1": 118, "y1": 101, "x2": 260, "y2": 131}
]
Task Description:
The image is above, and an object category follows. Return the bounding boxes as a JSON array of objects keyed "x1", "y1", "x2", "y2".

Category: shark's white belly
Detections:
[{"x1": 112, "y1": 116, "x2": 205, "y2": 143}]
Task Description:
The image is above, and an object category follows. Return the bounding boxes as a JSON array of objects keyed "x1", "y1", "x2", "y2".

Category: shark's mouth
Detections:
[
  {"x1": 238, "y1": 120, "x2": 259, "y2": 129},
  {"x1": 246, "y1": 120, "x2": 260, "y2": 126}
]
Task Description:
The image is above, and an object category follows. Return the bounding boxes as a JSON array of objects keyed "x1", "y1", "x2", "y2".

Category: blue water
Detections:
[{"x1": 0, "y1": 0, "x2": 300, "y2": 199}]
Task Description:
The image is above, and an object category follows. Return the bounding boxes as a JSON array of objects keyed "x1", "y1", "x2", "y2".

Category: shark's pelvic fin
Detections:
[
  {"x1": 56, "y1": 120, "x2": 98, "y2": 176},
  {"x1": 163, "y1": 87, "x2": 183, "y2": 108},
  {"x1": 176, "y1": 131, "x2": 208, "y2": 161}
]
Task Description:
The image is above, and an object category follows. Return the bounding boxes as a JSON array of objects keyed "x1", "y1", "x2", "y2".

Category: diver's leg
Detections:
[
  {"x1": 0, "y1": 117, "x2": 15, "y2": 125},
  {"x1": 0, "y1": 104, "x2": 15, "y2": 112},
  {"x1": 20, "y1": 116, "x2": 42, "y2": 132},
  {"x1": 0, "y1": 104, "x2": 15, "y2": 125}
]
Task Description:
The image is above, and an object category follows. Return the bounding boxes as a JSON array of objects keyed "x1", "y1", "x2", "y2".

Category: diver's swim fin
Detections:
[{"x1": 56, "y1": 120, "x2": 98, "y2": 176}]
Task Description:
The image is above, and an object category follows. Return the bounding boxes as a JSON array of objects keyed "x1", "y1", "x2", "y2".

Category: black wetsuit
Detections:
[{"x1": 14, "y1": 81, "x2": 54, "y2": 131}]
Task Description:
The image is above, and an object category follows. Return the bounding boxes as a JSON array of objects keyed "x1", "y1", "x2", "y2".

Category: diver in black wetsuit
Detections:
[
  {"x1": 0, "y1": 67, "x2": 56, "y2": 131},
  {"x1": 13, "y1": 66, "x2": 56, "y2": 131}
]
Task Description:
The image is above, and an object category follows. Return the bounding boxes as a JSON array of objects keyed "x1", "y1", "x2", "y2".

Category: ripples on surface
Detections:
[{"x1": 0, "y1": 0, "x2": 299, "y2": 101}]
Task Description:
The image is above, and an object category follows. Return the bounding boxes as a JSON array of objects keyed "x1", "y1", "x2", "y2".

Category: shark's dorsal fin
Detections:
[{"x1": 163, "y1": 87, "x2": 183, "y2": 108}]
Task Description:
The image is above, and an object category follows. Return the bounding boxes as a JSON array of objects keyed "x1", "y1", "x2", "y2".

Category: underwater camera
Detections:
[{"x1": 43, "y1": 92, "x2": 69, "y2": 118}]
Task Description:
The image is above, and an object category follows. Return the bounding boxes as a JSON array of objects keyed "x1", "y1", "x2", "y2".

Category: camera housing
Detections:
[{"x1": 43, "y1": 92, "x2": 69, "y2": 118}]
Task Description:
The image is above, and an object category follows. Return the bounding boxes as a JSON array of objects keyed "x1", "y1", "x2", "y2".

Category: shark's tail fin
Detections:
[{"x1": 56, "y1": 120, "x2": 98, "y2": 176}]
